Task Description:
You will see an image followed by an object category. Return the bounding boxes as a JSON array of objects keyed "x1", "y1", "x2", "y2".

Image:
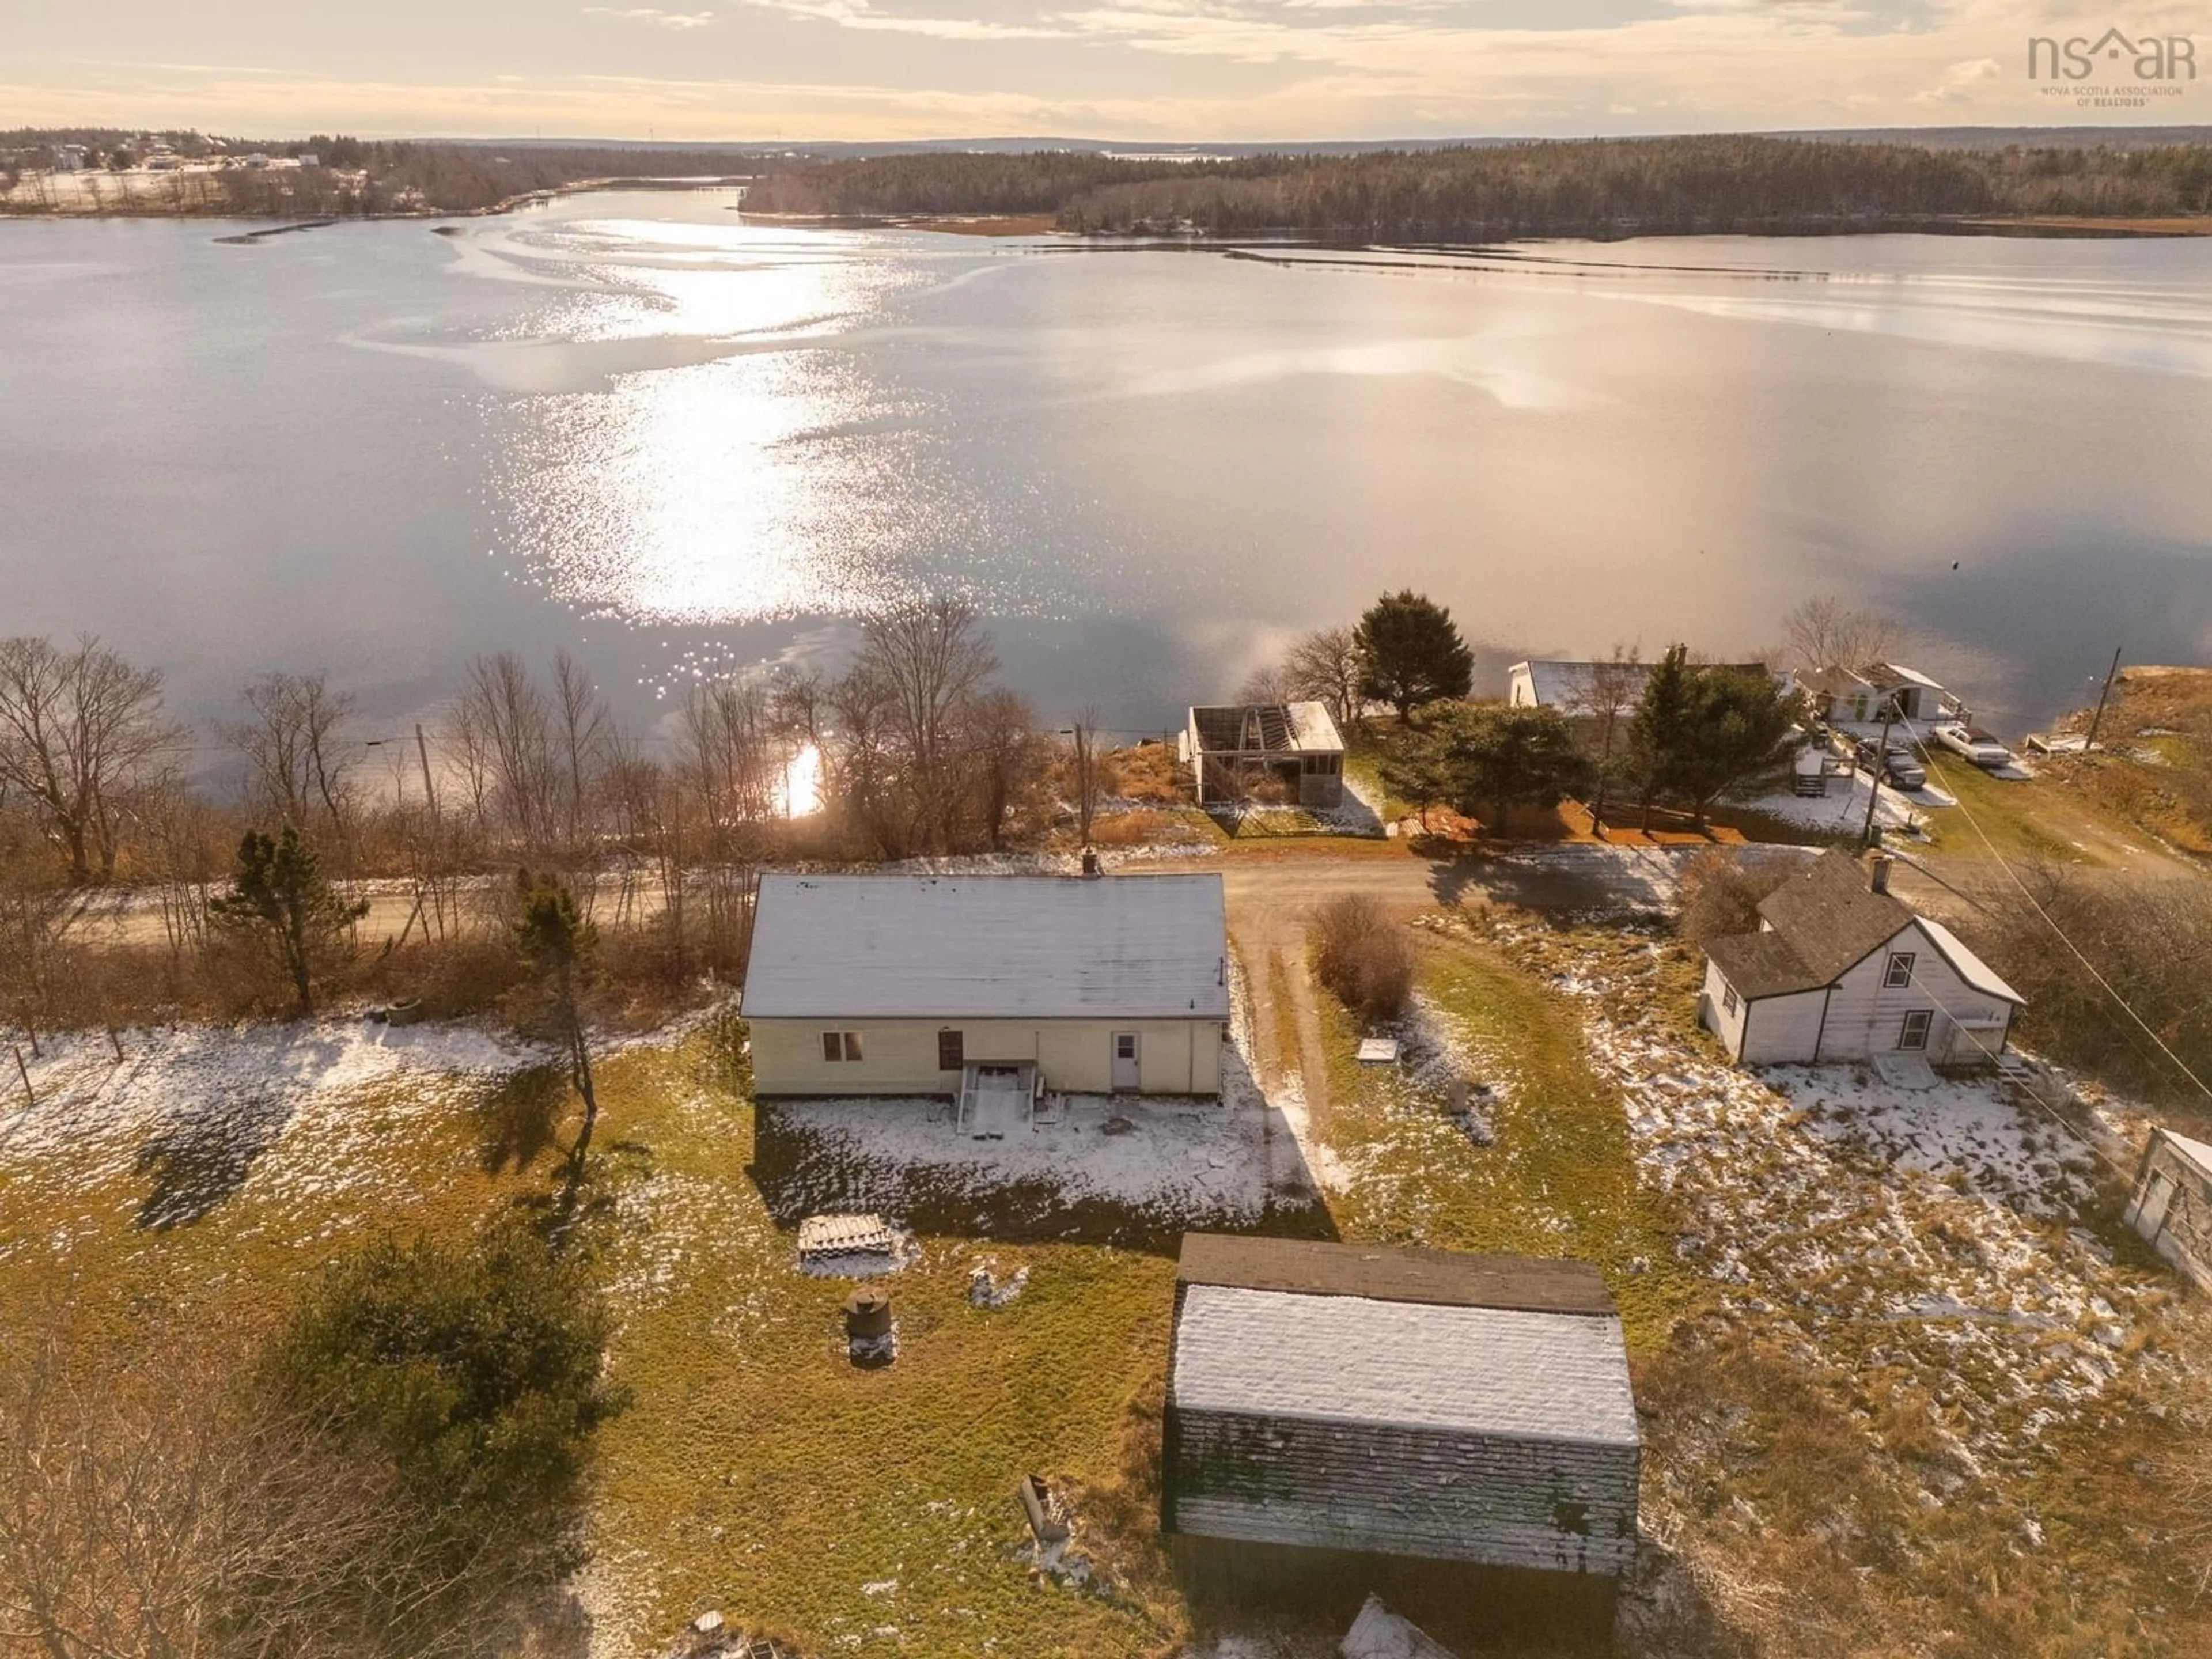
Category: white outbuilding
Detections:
[
  {"x1": 743, "y1": 872, "x2": 1229, "y2": 1100},
  {"x1": 1700, "y1": 849, "x2": 2024, "y2": 1067}
]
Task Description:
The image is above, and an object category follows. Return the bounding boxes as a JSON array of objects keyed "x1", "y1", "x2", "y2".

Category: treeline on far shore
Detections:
[{"x1": 743, "y1": 135, "x2": 2212, "y2": 238}]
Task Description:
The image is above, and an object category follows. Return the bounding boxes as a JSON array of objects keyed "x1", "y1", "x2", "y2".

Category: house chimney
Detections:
[
  {"x1": 1869, "y1": 853, "x2": 1893, "y2": 895},
  {"x1": 1081, "y1": 848, "x2": 1102, "y2": 878}
]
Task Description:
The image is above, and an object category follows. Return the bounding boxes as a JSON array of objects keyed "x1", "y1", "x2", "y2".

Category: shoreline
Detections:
[{"x1": 7, "y1": 181, "x2": 2212, "y2": 242}]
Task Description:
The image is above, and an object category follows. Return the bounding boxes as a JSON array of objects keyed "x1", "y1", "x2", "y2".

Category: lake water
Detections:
[{"x1": 4, "y1": 190, "x2": 2210, "y2": 751}]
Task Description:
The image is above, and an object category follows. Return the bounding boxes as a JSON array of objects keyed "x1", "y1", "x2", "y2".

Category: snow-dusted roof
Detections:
[
  {"x1": 1172, "y1": 1284, "x2": 1638, "y2": 1448},
  {"x1": 1916, "y1": 916, "x2": 2026, "y2": 1006},
  {"x1": 2156, "y1": 1127, "x2": 2212, "y2": 1180},
  {"x1": 1512, "y1": 658, "x2": 1777, "y2": 717},
  {"x1": 744, "y1": 873, "x2": 1229, "y2": 1021},
  {"x1": 1869, "y1": 661, "x2": 1947, "y2": 692}
]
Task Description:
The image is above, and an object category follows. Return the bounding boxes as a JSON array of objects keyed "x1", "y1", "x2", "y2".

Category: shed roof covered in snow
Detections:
[
  {"x1": 1162, "y1": 1235, "x2": 1641, "y2": 1575},
  {"x1": 744, "y1": 873, "x2": 1229, "y2": 1021}
]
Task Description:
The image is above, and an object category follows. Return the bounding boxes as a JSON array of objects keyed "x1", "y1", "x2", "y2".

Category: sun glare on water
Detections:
[{"x1": 777, "y1": 743, "x2": 823, "y2": 818}]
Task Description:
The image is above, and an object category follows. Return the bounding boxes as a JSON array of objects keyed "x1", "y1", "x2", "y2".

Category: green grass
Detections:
[
  {"x1": 1315, "y1": 935, "x2": 1700, "y2": 1354},
  {"x1": 1918, "y1": 758, "x2": 2100, "y2": 865}
]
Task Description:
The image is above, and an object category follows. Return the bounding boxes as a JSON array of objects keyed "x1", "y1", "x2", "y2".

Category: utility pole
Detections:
[
  {"x1": 414, "y1": 723, "x2": 440, "y2": 820},
  {"x1": 2083, "y1": 646, "x2": 2123, "y2": 752},
  {"x1": 1862, "y1": 696, "x2": 1900, "y2": 849}
]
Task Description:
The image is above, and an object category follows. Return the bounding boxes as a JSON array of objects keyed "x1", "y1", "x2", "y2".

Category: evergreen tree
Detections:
[
  {"x1": 1671, "y1": 668, "x2": 1805, "y2": 828},
  {"x1": 512, "y1": 870, "x2": 601, "y2": 1200},
  {"x1": 209, "y1": 826, "x2": 366, "y2": 1013},
  {"x1": 1380, "y1": 703, "x2": 1590, "y2": 836},
  {"x1": 1355, "y1": 590, "x2": 1475, "y2": 720},
  {"x1": 1628, "y1": 644, "x2": 1696, "y2": 831}
]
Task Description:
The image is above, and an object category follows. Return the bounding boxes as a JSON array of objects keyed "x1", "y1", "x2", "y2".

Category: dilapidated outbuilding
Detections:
[
  {"x1": 1180, "y1": 701, "x2": 1344, "y2": 808},
  {"x1": 2126, "y1": 1128, "x2": 2212, "y2": 1291},
  {"x1": 1161, "y1": 1234, "x2": 1637, "y2": 1642}
]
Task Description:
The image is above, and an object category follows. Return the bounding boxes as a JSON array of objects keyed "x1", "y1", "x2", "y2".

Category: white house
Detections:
[
  {"x1": 1180, "y1": 701, "x2": 1344, "y2": 808},
  {"x1": 1801, "y1": 662, "x2": 1963, "y2": 726},
  {"x1": 1506, "y1": 658, "x2": 1790, "y2": 718},
  {"x1": 744, "y1": 872, "x2": 1229, "y2": 1099},
  {"x1": 1700, "y1": 850, "x2": 2024, "y2": 1066}
]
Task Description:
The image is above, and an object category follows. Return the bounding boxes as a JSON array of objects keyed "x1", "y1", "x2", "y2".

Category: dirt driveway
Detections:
[{"x1": 1128, "y1": 838, "x2": 1703, "y2": 1146}]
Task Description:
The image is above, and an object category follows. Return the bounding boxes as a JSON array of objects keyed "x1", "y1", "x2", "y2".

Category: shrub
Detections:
[
  {"x1": 1676, "y1": 849, "x2": 1794, "y2": 949},
  {"x1": 1312, "y1": 892, "x2": 1414, "y2": 1024},
  {"x1": 262, "y1": 1225, "x2": 627, "y2": 1590}
]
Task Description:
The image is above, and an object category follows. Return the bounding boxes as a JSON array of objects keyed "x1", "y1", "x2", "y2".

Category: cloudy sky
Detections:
[{"x1": 3, "y1": 1, "x2": 2204, "y2": 141}]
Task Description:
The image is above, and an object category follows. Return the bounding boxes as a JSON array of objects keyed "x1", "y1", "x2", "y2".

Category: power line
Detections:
[{"x1": 1895, "y1": 710, "x2": 2212, "y2": 1106}]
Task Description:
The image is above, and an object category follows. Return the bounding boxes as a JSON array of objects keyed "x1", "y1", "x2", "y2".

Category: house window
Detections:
[
  {"x1": 1721, "y1": 984, "x2": 1740, "y2": 1018},
  {"x1": 821, "y1": 1031, "x2": 865, "y2": 1063},
  {"x1": 938, "y1": 1029, "x2": 964, "y2": 1071},
  {"x1": 1898, "y1": 1010, "x2": 1932, "y2": 1051},
  {"x1": 1115, "y1": 1033, "x2": 1139, "y2": 1061},
  {"x1": 1884, "y1": 952, "x2": 1916, "y2": 990}
]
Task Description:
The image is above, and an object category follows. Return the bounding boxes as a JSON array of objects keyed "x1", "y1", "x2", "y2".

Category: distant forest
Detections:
[
  {"x1": 744, "y1": 137, "x2": 2212, "y2": 238},
  {"x1": 7, "y1": 130, "x2": 2212, "y2": 233},
  {"x1": 0, "y1": 130, "x2": 761, "y2": 215}
]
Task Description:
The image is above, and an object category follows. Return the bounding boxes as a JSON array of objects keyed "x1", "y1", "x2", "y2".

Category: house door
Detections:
[{"x1": 1111, "y1": 1032, "x2": 1141, "y2": 1092}]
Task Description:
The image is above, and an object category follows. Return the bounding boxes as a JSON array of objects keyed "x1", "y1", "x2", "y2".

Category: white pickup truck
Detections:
[{"x1": 1930, "y1": 723, "x2": 2013, "y2": 770}]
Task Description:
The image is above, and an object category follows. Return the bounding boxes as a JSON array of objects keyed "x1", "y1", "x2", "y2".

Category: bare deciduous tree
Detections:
[
  {"x1": 1068, "y1": 706, "x2": 1105, "y2": 851},
  {"x1": 1283, "y1": 626, "x2": 1366, "y2": 730},
  {"x1": 0, "y1": 635, "x2": 183, "y2": 884},
  {"x1": 0, "y1": 1310, "x2": 537, "y2": 1659},
  {"x1": 1585, "y1": 643, "x2": 1643, "y2": 831},
  {"x1": 1236, "y1": 662, "x2": 1293, "y2": 705},
  {"x1": 226, "y1": 671, "x2": 358, "y2": 843},
  {"x1": 961, "y1": 688, "x2": 1049, "y2": 853},
  {"x1": 550, "y1": 652, "x2": 609, "y2": 851},
  {"x1": 454, "y1": 654, "x2": 560, "y2": 853},
  {"x1": 1781, "y1": 596, "x2": 1906, "y2": 674},
  {"x1": 852, "y1": 597, "x2": 999, "y2": 855}
]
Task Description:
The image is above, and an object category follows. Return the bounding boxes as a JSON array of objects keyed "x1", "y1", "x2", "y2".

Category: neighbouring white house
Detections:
[
  {"x1": 1700, "y1": 849, "x2": 2024, "y2": 1066},
  {"x1": 1801, "y1": 661, "x2": 1964, "y2": 726},
  {"x1": 1180, "y1": 701, "x2": 1344, "y2": 808},
  {"x1": 2126, "y1": 1128, "x2": 2212, "y2": 1292},
  {"x1": 744, "y1": 872, "x2": 1229, "y2": 1100},
  {"x1": 1506, "y1": 658, "x2": 1790, "y2": 718}
]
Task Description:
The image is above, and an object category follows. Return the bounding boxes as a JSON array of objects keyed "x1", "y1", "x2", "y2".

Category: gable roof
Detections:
[
  {"x1": 744, "y1": 873, "x2": 1229, "y2": 1021},
  {"x1": 1755, "y1": 848, "x2": 1916, "y2": 984},
  {"x1": 1706, "y1": 851, "x2": 2027, "y2": 1007},
  {"x1": 1171, "y1": 1285, "x2": 1638, "y2": 1449},
  {"x1": 2157, "y1": 1128, "x2": 2212, "y2": 1182}
]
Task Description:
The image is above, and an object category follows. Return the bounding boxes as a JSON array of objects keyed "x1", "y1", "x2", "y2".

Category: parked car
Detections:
[
  {"x1": 1931, "y1": 723, "x2": 2013, "y2": 770},
  {"x1": 1853, "y1": 738, "x2": 1927, "y2": 790}
]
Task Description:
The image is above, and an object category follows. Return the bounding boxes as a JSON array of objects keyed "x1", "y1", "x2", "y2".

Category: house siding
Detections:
[
  {"x1": 1740, "y1": 990, "x2": 1831, "y2": 1066},
  {"x1": 1167, "y1": 1407, "x2": 1637, "y2": 1575},
  {"x1": 750, "y1": 1016, "x2": 1224, "y2": 1097},
  {"x1": 1810, "y1": 922, "x2": 2012, "y2": 1065},
  {"x1": 1698, "y1": 959, "x2": 1749, "y2": 1058}
]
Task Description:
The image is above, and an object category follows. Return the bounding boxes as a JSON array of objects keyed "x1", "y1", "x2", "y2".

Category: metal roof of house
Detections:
[
  {"x1": 1917, "y1": 916, "x2": 2025, "y2": 1006},
  {"x1": 1171, "y1": 1284, "x2": 1638, "y2": 1449},
  {"x1": 1177, "y1": 1232, "x2": 1615, "y2": 1316},
  {"x1": 1188, "y1": 701, "x2": 1343, "y2": 756},
  {"x1": 1800, "y1": 665, "x2": 1877, "y2": 697},
  {"x1": 1512, "y1": 659, "x2": 1776, "y2": 717},
  {"x1": 1867, "y1": 661, "x2": 1947, "y2": 693},
  {"x1": 744, "y1": 873, "x2": 1229, "y2": 1021},
  {"x1": 2157, "y1": 1127, "x2": 2212, "y2": 1180}
]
